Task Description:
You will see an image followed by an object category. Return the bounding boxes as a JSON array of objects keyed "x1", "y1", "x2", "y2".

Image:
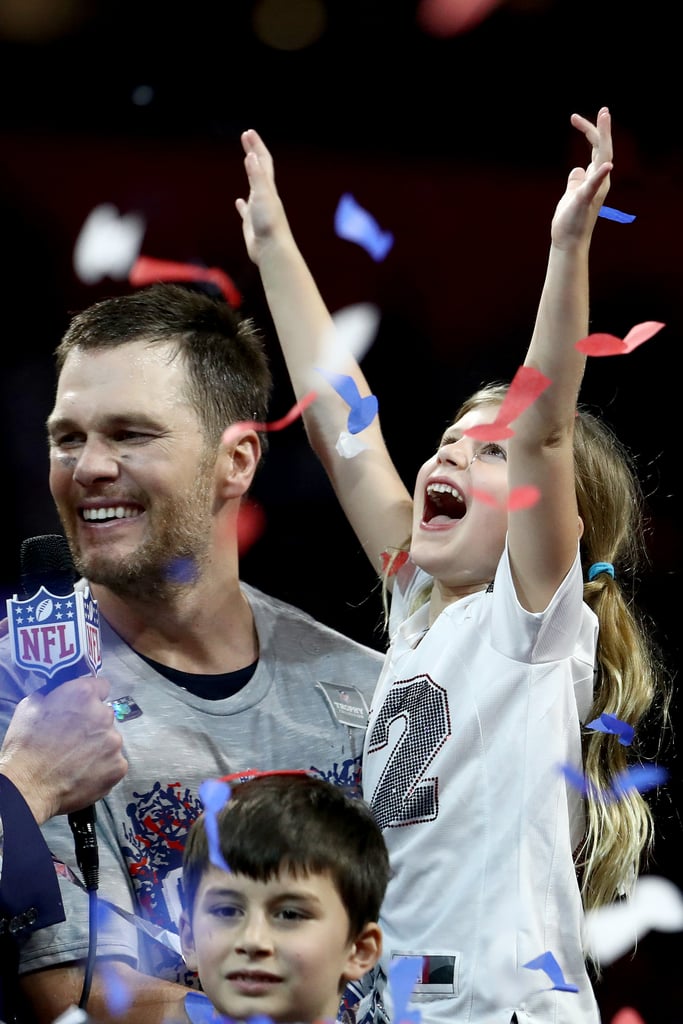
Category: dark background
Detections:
[{"x1": 0, "y1": 1, "x2": 681, "y2": 1019}]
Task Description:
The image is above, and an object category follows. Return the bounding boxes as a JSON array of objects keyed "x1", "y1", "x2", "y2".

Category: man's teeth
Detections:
[
  {"x1": 427, "y1": 483, "x2": 463, "y2": 501},
  {"x1": 82, "y1": 507, "x2": 140, "y2": 521}
]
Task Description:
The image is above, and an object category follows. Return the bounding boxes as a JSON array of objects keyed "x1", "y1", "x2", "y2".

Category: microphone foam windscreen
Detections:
[{"x1": 19, "y1": 534, "x2": 77, "y2": 599}]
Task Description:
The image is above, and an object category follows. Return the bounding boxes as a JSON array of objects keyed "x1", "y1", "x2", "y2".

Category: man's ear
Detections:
[
  {"x1": 217, "y1": 429, "x2": 261, "y2": 500},
  {"x1": 179, "y1": 909, "x2": 199, "y2": 972},
  {"x1": 343, "y1": 922, "x2": 383, "y2": 982}
]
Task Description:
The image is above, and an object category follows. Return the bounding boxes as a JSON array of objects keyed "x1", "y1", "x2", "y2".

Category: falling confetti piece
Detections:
[
  {"x1": 522, "y1": 951, "x2": 579, "y2": 993},
  {"x1": 100, "y1": 958, "x2": 134, "y2": 1015},
  {"x1": 198, "y1": 778, "x2": 232, "y2": 873},
  {"x1": 575, "y1": 321, "x2": 665, "y2": 356},
  {"x1": 316, "y1": 368, "x2": 379, "y2": 434},
  {"x1": 221, "y1": 392, "x2": 318, "y2": 448},
  {"x1": 585, "y1": 874, "x2": 683, "y2": 966},
  {"x1": 586, "y1": 712, "x2": 634, "y2": 746},
  {"x1": 222, "y1": 768, "x2": 312, "y2": 785},
  {"x1": 336, "y1": 430, "x2": 370, "y2": 458},
  {"x1": 464, "y1": 366, "x2": 551, "y2": 440},
  {"x1": 610, "y1": 764, "x2": 668, "y2": 798},
  {"x1": 334, "y1": 193, "x2": 394, "y2": 261},
  {"x1": 470, "y1": 485, "x2": 541, "y2": 511},
  {"x1": 598, "y1": 205, "x2": 636, "y2": 224},
  {"x1": 237, "y1": 497, "x2": 267, "y2": 556},
  {"x1": 380, "y1": 549, "x2": 410, "y2": 576},
  {"x1": 387, "y1": 956, "x2": 423, "y2": 1023},
  {"x1": 129, "y1": 255, "x2": 242, "y2": 308},
  {"x1": 610, "y1": 1011, "x2": 646, "y2": 1024},
  {"x1": 74, "y1": 202, "x2": 146, "y2": 285},
  {"x1": 322, "y1": 303, "x2": 381, "y2": 371},
  {"x1": 416, "y1": 0, "x2": 503, "y2": 36},
  {"x1": 184, "y1": 990, "x2": 234, "y2": 1024},
  {"x1": 165, "y1": 556, "x2": 199, "y2": 585},
  {"x1": 560, "y1": 762, "x2": 668, "y2": 802}
]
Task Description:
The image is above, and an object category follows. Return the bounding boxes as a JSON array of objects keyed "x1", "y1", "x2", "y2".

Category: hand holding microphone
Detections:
[
  {"x1": 5, "y1": 534, "x2": 120, "y2": 891},
  {"x1": 0, "y1": 675, "x2": 127, "y2": 825}
]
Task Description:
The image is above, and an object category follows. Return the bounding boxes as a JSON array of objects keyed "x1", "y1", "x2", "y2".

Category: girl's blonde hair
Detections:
[{"x1": 381, "y1": 383, "x2": 671, "y2": 914}]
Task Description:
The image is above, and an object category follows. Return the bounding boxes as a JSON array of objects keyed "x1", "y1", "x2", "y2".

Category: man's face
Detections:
[{"x1": 47, "y1": 340, "x2": 217, "y2": 598}]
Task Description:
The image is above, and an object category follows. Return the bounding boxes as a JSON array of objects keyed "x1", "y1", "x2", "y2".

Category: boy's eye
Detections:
[
  {"x1": 210, "y1": 905, "x2": 241, "y2": 919},
  {"x1": 276, "y1": 907, "x2": 309, "y2": 922}
]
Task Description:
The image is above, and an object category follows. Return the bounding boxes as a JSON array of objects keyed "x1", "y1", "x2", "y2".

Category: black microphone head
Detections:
[{"x1": 19, "y1": 533, "x2": 77, "y2": 599}]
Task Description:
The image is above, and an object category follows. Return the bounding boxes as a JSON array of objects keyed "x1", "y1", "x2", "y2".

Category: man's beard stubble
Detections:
[{"x1": 66, "y1": 465, "x2": 215, "y2": 603}]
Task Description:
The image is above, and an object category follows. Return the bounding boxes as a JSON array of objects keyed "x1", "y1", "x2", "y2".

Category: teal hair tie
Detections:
[{"x1": 588, "y1": 561, "x2": 615, "y2": 581}]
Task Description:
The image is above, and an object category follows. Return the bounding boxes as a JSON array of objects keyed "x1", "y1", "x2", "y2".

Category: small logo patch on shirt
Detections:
[
  {"x1": 390, "y1": 952, "x2": 458, "y2": 996},
  {"x1": 316, "y1": 682, "x2": 369, "y2": 728},
  {"x1": 108, "y1": 696, "x2": 143, "y2": 723}
]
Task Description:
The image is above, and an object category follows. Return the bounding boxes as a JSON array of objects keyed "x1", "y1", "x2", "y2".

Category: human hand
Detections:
[
  {"x1": 234, "y1": 128, "x2": 292, "y2": 264},
  {"x1": 551, "y1": 106, "x2": 613, "y2": 249},
  {"x1": 0, "y1": 675, "x2": 127, "y2": 824}
]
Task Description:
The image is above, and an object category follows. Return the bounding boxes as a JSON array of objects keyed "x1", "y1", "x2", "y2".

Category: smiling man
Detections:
[{"x1": 0, "y1": 282, "x2": 384, "y2": 1024}]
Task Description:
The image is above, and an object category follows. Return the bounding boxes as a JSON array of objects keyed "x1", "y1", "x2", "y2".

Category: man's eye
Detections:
[
  {"x1": 52, "y1": 434, "x2": 83, "y2": 449},
  {"x1": 115, "y1": 431, "x2": 150, "y2": 442}
]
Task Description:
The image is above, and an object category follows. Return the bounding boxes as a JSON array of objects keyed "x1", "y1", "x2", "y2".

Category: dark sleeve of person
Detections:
[
  {"x1": 0, "y1": 773, "x2": 66, "y2": 1021},
  {"x1": 0, "y1": 774, "x2": 65, "y2": 934}
]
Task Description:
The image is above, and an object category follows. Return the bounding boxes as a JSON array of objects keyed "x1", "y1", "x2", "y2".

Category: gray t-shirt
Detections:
[{"x1": 0, "y1": 582, "x2": 384, "y2": 984}]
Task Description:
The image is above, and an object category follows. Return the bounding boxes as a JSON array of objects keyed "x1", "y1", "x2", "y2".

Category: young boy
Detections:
[{"x1": 179, "y1": 771, "x2": 389, "y2": 1024}]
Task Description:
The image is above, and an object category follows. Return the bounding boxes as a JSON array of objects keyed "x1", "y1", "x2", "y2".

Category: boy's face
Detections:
[{"x1": 180, "y1": 865, "x2": 371, "y2": 1023}]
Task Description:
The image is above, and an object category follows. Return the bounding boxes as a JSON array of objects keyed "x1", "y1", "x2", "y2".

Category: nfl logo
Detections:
[{"x1": 7, "y1": 585, "x2": 102, "y2": 680}]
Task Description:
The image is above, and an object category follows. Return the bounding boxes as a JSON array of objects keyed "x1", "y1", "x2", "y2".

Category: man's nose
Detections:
[{"x1": 73, "y1": 439, "x2": 119, "y2": 486}]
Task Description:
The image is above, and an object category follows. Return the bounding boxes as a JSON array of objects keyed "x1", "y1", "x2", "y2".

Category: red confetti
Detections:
[
  {"x1": 380, "y1": 549, "x2": 410, "y2": 576},
  {"x1": 575, "y1": 321, "x2": 665, "y2": 356},
  {"x1": 610, "y1": 1009, "x2": 646, "y2": 1024},
  {"x1": 417, "y1": 0, "x2": 503, "y2": 37},
  {"x1": 222, "y1": 392, "x2": 318, "y2": 449},
  {"x1": 237, "y1": 498, "x2": 266, "y2": 556},
  {"x1": 129, "y1": 255, "x2": 242, "y2": 308},
  {"x1": 464, "y1": 366, "x2": 551, "y2": 441},
  {"x1": 471, "y1": 485, "x2": 541, "y2": 511}
]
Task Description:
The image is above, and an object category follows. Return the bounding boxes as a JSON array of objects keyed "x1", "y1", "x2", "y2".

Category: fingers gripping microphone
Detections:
[{"x1": 6, "y1": 534, "x2": 103, "y2": 891}]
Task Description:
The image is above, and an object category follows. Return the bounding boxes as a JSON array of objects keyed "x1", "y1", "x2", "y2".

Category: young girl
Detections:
[{"x1": 233, "y1": 110, "x2": 669, "y2": 1024}]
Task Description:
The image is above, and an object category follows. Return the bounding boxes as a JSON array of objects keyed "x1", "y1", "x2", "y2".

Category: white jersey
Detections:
[{"x1": 363, "y1": 543, "x2": 601, "y2": 1024}]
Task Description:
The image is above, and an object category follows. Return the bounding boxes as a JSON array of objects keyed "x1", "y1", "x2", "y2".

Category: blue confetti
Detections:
[
  {"x1": 598, "y1": 205, "x2": 636, "y2": 223},
  {"x1": 388, "y1": 956, "x2": 422, "y2": 1023},
  {"x1": 560, "y1": 761, "x2": 668, "y2": 802},
  {"x1": 523, "y1": 951, "x2": 579, "y2": 993},
  {"x1": 586, "y1": 712, "x2": 634, "y2": 746},
  {"x1": 610, "y1": 764, "x2": 669, "y2": 799},
  {"x1": 165, "y1": 556, "x2": 199, "y2": 584},
  {"x1": 199, "y1": 777, "x2": 232, "y2": 873},
  {"x1": 184, "y1": 990, "x2": 236, "y2": 1023},
  {"x1": 101, "y1": 959, "x2": 135, "y2": 1015},
  {"x1": 334, "y1": 193, "x2": 394, "y2": 261},
  {"x1": 559, "y1": 762, "x2": 590, "y2": 797},
  {"x1": 316, "y1": 367, "x2": 379, "y2": 434}
]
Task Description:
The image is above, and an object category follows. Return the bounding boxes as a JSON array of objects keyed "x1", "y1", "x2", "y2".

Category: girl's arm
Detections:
[
  {"x1": 507, "y1": 107, "x2": 613, "y2": 612},
  {"x1": 235, "y1": 129, "x2": 413, "y2": 577}
]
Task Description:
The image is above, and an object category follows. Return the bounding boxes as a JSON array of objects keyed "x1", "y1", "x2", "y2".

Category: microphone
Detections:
[{"x1": 6, "y1": 534, "x2": 103, "y2": 891}]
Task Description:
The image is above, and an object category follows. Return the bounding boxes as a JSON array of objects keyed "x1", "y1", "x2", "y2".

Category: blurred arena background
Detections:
[{"x1": 0, "y1": 2, "x2": 680, "y2": 1019}]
